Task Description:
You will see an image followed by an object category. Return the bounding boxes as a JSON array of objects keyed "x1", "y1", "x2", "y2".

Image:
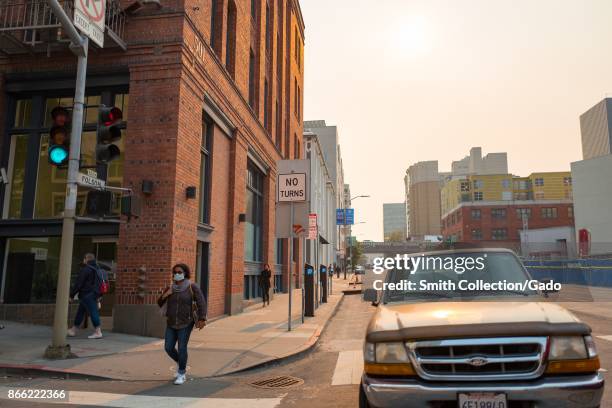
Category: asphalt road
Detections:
[{"x1": 1, "y1": 291, "x2": 611, "y2": 407}]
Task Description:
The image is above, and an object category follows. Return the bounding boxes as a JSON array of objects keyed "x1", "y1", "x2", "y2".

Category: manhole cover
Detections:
[{"x1": 248, "y1": 375, "x2": 304, "y2": 389}]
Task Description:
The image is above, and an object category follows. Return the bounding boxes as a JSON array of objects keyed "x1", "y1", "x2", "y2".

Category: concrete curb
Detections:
[
  {"x1": 212, "y1": 292, "x2": 347, "y2": 378},
  {"x1": 0, "y1": 363, "x2": 111, "y2": 381},
  {"x1": 0, "y1": 290, "x2": 348, "y2": 382}
]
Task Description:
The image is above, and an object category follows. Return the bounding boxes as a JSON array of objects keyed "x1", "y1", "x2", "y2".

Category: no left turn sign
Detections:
[{"x1": 74, "y1": 0, "x2": 106, "y2": 47}]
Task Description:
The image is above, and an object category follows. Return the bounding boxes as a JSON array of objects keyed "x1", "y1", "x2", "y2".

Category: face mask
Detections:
[{"x1": 173, "y1": 273, "x2": 185, "y2": 281}]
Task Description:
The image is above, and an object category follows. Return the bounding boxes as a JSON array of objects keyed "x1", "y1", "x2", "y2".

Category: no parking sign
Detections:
[{"x1": 73, "y1": 0, "x2": 106, "y2": 47}]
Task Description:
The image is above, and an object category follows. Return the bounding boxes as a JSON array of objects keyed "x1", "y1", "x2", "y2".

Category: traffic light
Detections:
[
  {"x1": 48, "y1": 106, "x2": 71, "y2": 166},
  {"x1": 96, "y1": 105, "x2": 123, "y2": 163}
]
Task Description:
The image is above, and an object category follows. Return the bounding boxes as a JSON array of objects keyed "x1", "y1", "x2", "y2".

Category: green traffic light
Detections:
[{"x1": 49, "y1": 145, "x2": 68, "y2": 165}]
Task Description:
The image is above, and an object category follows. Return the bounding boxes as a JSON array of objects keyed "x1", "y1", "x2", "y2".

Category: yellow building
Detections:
[{"x1": 441, "y1": 172, "x2": 572, "y2": 216}]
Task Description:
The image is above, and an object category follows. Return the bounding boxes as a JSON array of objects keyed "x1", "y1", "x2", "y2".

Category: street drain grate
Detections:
[{"x1": 248, "y1": 375, "x2": 304, "y2": 389}]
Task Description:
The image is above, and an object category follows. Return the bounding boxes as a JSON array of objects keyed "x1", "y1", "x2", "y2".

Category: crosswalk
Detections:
[
  {"x1": 0, "y1": 387, "x2": 284, "y2": 408},
  {"x1": 331, "y1": 350, "x2": 363, "y2": 386}
]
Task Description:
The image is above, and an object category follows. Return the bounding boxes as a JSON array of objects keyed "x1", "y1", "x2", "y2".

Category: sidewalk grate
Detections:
[{"x1": 248, "y1": 375, "x2": 304, "y2": 389}]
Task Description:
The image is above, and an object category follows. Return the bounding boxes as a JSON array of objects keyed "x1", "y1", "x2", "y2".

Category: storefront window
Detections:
[
  {"x1": 14, "y1": 99, "x2": 32, "y2": 128},
  {"x1": 5, "y1": 134, "x2": 28, "y2": 218},
  {"x1": 245, "y1": 161, "x2": 264, "y2": 262},
  {"x1": 1, "y1": 236, "x2": 113, "y2": 304}
]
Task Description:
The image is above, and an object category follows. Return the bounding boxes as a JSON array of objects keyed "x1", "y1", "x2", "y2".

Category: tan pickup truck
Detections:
[{"x1": 361, "y1": 248, "x2": 604, "y2": 408}]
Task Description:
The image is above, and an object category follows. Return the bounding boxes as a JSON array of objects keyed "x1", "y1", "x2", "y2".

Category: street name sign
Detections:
[
  {"x1": 74, "y1": 0, "x2": 106, "y2": 47},
  {"x1": 77, "y1": 172, "x2": 105, "y2": 188},
  {"x1": 277, "y1": 173, "x2": 306, "y2": 202}
]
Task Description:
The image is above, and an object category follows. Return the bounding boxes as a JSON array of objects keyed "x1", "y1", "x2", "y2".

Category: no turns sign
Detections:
[{"x1": 277, "y1": 173, "x2": 306, "y2": 202}]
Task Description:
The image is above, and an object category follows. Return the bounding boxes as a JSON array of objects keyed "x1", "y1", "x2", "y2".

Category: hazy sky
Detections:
[{"x1": 301, "y1": 0, "x2": 612, "y2": 241}]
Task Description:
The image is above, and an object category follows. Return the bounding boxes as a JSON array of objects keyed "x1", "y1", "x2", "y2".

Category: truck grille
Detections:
[{"x1": 407, "y1": 337, "x2": 548, "y2": 381}]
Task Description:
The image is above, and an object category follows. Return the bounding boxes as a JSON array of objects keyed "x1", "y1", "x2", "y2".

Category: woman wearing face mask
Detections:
[{"x1": 158, "y1": 263, "x2": 207, "y2": 385}]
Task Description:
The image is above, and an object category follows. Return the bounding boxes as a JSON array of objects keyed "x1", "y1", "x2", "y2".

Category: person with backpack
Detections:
[
  {"x1": 68, "y1": 253, "x2": 106, "y2": 339},
  {"x1": 158, "y1": 263, "x2": 207, "y2": 385}
]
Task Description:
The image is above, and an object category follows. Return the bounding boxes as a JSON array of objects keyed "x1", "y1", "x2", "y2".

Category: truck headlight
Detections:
[
  {"x1": 584, "y1": 335, "x2": 598, "y2": 359},
  {"x1": 375, "y1": 342, "x2": 409, "y2": 363},
  {"x1": 546, "y1": 335, "x2": 600, "y2": 374},
  {"x1": 549, "y1": 336, "x2": 588, "y2": 360},
  {"x1": 363, "y1": 342, "x2": 415, "y2": 376},
  {"x1": 364, "y1": 342, "x2": 376, "y2": 363}
]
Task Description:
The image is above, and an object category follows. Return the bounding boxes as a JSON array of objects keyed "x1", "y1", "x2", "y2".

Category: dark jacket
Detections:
[
  {"x1": 158, "y1": 283, "x2": 207, "y2": 329},
  {"x1": 70, "y1": 260, "x2": 98, "y2": 298},
  {"x1": 258, "y1": 269, "x2": 271, "y2": 288}
]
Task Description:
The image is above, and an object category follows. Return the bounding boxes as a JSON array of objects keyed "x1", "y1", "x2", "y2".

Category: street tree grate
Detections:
[{"x1": 248, "y1": 375, "x2": 304, "y2": 389}]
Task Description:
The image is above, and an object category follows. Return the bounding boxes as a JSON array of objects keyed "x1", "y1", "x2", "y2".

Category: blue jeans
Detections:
[
  {"x1": 164, "y1": 323, "x2": 194, "y2": 374},
  {"x1": 73, "y1": 292, "x2": 100, "y2": 328}
]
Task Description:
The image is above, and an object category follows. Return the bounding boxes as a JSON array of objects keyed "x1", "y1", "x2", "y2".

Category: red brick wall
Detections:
[
  {"x1": 442, "y1": 203, "x2": 575, "y2": 245},
  {"x1": 0, "y1": 1, "x2": 306, "y2": 325}
]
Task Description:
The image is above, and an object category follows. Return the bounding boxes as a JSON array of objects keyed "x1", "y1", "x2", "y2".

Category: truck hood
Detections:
[{"x1": 366, "y1": 301, "x2": 591, "y2": 342}]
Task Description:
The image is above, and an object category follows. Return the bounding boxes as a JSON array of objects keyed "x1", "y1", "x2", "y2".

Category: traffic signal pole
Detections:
[{"x1": 45, "y1": 0, "x2": 89, "y2": 359}]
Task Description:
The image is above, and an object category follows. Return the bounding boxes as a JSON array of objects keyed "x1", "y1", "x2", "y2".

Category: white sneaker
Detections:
[
  {"x1": 174, "y1": 373, "x2": 186, "y2": 385},
  {"x1": 87, "y1": 329, "x2": 103, "y2": 339},
  {"x1": 67, "y1": 327, "x2": 77, "y2": 337}
]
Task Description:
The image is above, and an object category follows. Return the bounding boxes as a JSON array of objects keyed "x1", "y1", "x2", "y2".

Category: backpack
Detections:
[{"x1": 89, "y1": 265, "x2": 109, "y2": 295}]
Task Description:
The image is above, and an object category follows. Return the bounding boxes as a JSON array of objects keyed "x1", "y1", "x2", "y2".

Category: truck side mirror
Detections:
[{"x1": 363, "y1": 288, "x2": 378, "y2": 305}]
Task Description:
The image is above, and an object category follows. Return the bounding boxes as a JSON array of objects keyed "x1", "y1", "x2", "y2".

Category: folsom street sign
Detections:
[
  {"x1": 277, "y1": 173, "x2": 307, "y2": 202},
  {"x1": 73, "y1": 0, "x2": 106, "y2": 47},
  {"x1": 77, "y1": 170, "x2": 105, "y2": 188}
]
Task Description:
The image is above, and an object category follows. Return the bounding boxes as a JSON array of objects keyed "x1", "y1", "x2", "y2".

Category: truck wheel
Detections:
[{"x1": 359, "y1": 381, "x2": 370, "y2": 408}]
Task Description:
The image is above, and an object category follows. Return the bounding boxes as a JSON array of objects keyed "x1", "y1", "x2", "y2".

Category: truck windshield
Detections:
[{"x1": 382, "y1": 252, "x2": 538, "y2": 303}]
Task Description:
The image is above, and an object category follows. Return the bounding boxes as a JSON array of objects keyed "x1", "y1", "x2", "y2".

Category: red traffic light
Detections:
[
  {"x1": 100, "y1": 106, "x2": 123, "y2": 126},
  {"x1": 51, "y1": 106, "x2": 71, "y2": 127}
]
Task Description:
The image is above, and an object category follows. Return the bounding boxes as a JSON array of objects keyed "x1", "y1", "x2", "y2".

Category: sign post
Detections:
[
  {"x1": 276, "y1": 162, "x2": 308, "y2": 331},
  {"x1": 44, "y1": 0, "x2": 91, "y2": 360}
]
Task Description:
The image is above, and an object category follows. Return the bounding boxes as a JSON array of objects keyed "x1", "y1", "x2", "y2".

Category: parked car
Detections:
[
  {"x1": 355, "y1": 265, "x2": 366, "y2": 275},
  {"x1": 360, "y1": 248, "x2": 604, "y2": 408}
]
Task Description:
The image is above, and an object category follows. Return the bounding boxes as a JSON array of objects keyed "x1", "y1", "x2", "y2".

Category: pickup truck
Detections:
[{"x1": 361, "y1": 248, "x2": 604, "y2": 408}]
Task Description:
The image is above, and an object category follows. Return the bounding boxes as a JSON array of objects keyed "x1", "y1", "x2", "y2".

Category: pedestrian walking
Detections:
[
  {"x1": 67, "y1": 253, "x2": 104, "y2": 339},
  {"x1": 158, "y1": 263, "x2": 207, "y2": 385},
  {"x1": 259, "y1": 263, "x2": 272, "y2": 307}
]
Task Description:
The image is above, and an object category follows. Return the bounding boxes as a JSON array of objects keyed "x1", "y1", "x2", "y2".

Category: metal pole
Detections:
[
  {"x1": 288, "y1": 201, "x2": 294, "y2": 331},
  {"x1": 315, "y1": 232, "x2": 319, "y2": 308},
  {"x1": 341, "y1": 223, "x2": 347, "y2": 280},
  {"x1": 45, "y1": 35, "x2": 89, "y2": 359}
]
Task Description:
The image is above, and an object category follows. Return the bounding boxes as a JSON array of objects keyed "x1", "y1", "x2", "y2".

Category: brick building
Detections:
[
  {"x1": 441, "y1": 172, "x2": 575, "y2": 250},
  {"x1": 0, "y1": 0, "x2": 305, "y2": 337}
]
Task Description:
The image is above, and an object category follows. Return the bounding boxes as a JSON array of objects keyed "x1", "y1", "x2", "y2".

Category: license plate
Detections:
[{"x1": 458, "y1": 393, "x2": 507, "y2": 408}]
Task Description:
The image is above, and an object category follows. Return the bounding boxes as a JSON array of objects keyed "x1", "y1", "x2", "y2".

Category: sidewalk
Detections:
[{"x1": 0, "y1": 277, "x2": 351, "y2": 381}]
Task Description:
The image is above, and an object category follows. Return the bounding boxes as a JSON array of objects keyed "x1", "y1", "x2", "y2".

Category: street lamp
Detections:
[{"x1": 343, "y1": 194, "x2": 369, "y2": 279}]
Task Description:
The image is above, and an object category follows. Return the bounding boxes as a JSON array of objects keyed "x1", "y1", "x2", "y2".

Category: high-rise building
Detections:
[
  {"x1": 572, "y1": 98, "x2": 612, "y2": 255},
  {"x1": 383, "y1": 203, "x2": 407, "y2": 241},
  {"x1": 304, "y1": 121, "x2": 347, "y2": 266},
  {"x1": 406, "y1": 161, "x2": 442, "y2": 238},
  {"x1": 451, "y1": 147, "x2": 508, "y2": 176},
  {"x1": 405, "y1": 147, "x2": 509, "y2": 240},
  {"x1": 580, "y1": 98, "x2": 612, "y2": 160}
]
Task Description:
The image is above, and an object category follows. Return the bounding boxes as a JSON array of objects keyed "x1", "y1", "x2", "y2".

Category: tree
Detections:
[
  {"x1": 386, "y1": 231, "x2": 405, "y2": 242},
  {"x1": 347, "y1": 239, "x2": 364, "y2": 269}
]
